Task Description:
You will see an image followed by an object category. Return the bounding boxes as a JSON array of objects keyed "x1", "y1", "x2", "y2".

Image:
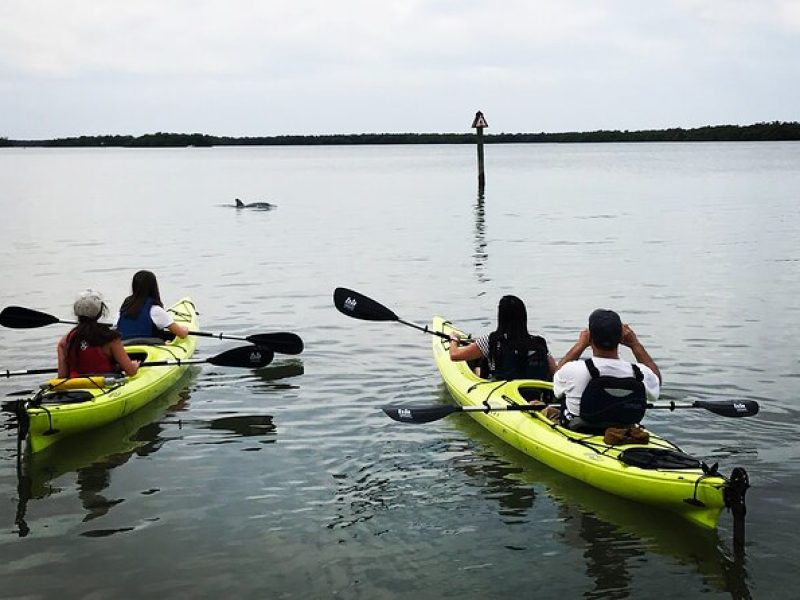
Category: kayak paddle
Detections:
[
  {"x1": 383, "y1": 399, "x2": 760, "y2": 424},
  {"x1": 185, "y1": 330, "x2": 303, "y2": 355},
  {"x1": 0, "y1": 306, "x2": 303, "y2": 355},
  {"x1": 383, "y1": 402, "x2": 547, "y2": 423},
  {"x1": 0, "y1": 306, "x2": 68, "y2": 328},
  {"x1": 2, "y1": 345, "x2": 274, "y2": 378},
  {"x1": 648, "y1": 399, "x2": 759, "y2": 418},
  {"x1": 333, "y1": 287, "x2": 471, "y2": 342}
]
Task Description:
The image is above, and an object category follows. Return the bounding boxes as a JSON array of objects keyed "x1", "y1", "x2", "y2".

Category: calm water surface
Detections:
[{"x1": 0, "y1": 143, "x2": 798, "y2": 598}]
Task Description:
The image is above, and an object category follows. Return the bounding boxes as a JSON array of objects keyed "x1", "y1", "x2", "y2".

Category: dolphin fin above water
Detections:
[{"x1": 234, "y1": 198, "x2": 275, "y2": 210}]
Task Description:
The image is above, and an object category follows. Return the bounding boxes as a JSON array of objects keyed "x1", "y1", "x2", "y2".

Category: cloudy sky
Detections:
[{"x1": 1, "y1": 0, "x2": 798, "y2": 139}]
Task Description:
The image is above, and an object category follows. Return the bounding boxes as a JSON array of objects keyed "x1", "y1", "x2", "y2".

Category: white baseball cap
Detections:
[{"x1": 73, "y1": 289, "x2": 106, "y2": 319}]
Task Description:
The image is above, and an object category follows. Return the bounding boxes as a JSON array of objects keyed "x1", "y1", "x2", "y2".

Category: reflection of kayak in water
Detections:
[
  {"x1": 20, "y1": 378, "x2": 192, "y2": 500},
  {"x1": 14, "y1": 379, "x2": 193, "y2": 537},
  {"x1": 448, "y1": 399, "x2": 750, "y2": 598},
  {"x1": 428, "y1": 317, "x2": 749, "y2": 535}
]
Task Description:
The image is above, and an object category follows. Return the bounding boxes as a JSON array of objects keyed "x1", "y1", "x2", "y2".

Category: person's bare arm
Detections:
[
  {"x1": 622, "y1": 324, "x2": 661, "y2": 383},
  {"x1": 556, "y1": 329, "x2": 591, "y2": 369},
  {"x1": 547, "y1": 354, "x2": 558, "y2": 378},
  {"x1": 57, "y1": 336, "x2": 69, "y2": 378},
  {"x1": 167, "y1": 322, "x2": 189, "y2": 338},
  {"x1": 110, "y1": 339, "x2": 140, "y2": 376},
  {"x1": 449, "y1": 336, "x2": 484, "y2": 362}
]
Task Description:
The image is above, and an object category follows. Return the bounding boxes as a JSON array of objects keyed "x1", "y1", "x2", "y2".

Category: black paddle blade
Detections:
[
  {"x1": 333, "y1": 288, "x2": 398, "y2": 321},
  {"x1": 382, "y1": 404, "x2": 460, "y2": 424},
  {"x1": 246, "y1": 333, "x2": 304, "y2": 355},
  {"x1": 695, "y1": 399, "x2": 759, "y2": 418},
  {"x1": 2, "y1": 399, "x2": 23, "y2": 414},
  {"x1": 208, "y1": 345, "x2": 274, "y2": 369},
  {"x1": 0, "y1": 306, "x2": 60, "y2": 329}
]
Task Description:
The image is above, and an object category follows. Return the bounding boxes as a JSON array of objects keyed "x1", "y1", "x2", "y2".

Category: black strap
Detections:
[
  {"x1": 618, "y1": 448, "x2": 701, "y2": 470},
  {"x1": 584, "y1": 358, "x2": 600, "y2": 378},
  {"x1": 587, "y1": 358, "x2": 644, "y2": 381}
]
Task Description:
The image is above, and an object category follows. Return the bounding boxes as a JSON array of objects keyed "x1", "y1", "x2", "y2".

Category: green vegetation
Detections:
[{"x1": 2, "y1": 122, "x2": 798, "y2": 147}]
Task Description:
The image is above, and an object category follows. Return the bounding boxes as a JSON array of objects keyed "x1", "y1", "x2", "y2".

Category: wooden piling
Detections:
[{"x1": 471, "y1": 111, "x2": 488, "y2": 196}]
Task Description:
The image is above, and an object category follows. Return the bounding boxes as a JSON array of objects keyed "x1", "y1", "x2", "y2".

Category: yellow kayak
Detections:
[
  {"x1": 23, "y1": 298, "x2": 198, "y2": 453},
  {"x1": 430, "y1": 316, "x2": 748, "y2": 532}
]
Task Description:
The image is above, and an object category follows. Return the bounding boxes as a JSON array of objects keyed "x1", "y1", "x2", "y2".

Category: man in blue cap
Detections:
[{"x1": 552, "y1": 309, "x2": 661, "y2": 431}]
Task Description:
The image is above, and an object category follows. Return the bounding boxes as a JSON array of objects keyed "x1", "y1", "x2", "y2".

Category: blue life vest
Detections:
[
  {"x1": 578, "y1": 358, "x2": 647, "y2": 427},
  {"x1": 117, "y1": 298, "x2": 159, "y2": 340},
  {"x1": 486, "y1": 333, "x2": 551, "y2": 381}
]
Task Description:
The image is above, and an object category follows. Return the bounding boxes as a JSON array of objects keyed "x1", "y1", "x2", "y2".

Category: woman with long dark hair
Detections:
[
  {"x1": 57, "y1": 290, "x2": 140, "y2": 378},
  {"x1": 448, "y1": 295, "x2": 556, "y2": 380},
  {"x1": 116, "y1": 270, "x2": 189, "y2": 341}
]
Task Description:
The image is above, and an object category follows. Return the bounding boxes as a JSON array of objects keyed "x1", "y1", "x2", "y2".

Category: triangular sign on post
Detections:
[{"x1": 471, "y1": 111, "x2": 488, "y2": 129}]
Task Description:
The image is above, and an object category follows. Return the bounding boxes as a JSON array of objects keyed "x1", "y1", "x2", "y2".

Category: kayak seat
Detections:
[
  {"x1": 123, "y1": 337, "x2": 166, "y2": 346},
  {"x1": 519, "y1": 387, "x2": 553, "y2": 403},
  {"x1": 35, "y1": 391, "x2": 94, "y2": 405}
]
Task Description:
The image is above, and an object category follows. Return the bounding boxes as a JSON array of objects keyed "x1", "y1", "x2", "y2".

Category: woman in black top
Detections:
[{"x1": 449, "y1": 295, "x2": 556, "y2": 381}]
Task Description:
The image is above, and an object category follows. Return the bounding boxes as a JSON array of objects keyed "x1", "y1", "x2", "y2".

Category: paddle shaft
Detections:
[
  {"x1": 2, "y1": 345, "x2": 273, "y2": 378},
  {"x1": 5, "y1": 358, "x2": 222, "y2": 377},
  {"x1": 383, "y1": 398, "x2": 759, "y2": 423},
  {"x1": 397, "y1": 318, "x2": 450, "y2": 340}
]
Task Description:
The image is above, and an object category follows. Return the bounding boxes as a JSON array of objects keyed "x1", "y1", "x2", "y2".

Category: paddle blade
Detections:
[
  {"x1": 207, "y1": 345, "x2": 274, "y2": 369},
  {"x1": 0, "y1": 306, "x2": 61, "y2": 329},
  {"x1": 382, "y1": 404, "x2": 460, "y2": 424},
  {"x1": 333, "y1": 288, "x2": 398, "y2": 322},
  {"x1": 695, "y1": 400, "x2": 759, "y2": 418},
  {"x1": 246, "y1": 333, "x2": 304, "y2": 355}
]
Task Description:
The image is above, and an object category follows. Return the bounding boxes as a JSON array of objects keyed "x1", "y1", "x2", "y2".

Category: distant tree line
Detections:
[{"x1": 2, "y1": 121, "x2": 799, "y2": 148}]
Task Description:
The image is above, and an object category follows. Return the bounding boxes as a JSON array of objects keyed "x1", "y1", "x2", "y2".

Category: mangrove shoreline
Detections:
[{"x1": 2, "y1": 121, "x2": 799, "y2": 148}]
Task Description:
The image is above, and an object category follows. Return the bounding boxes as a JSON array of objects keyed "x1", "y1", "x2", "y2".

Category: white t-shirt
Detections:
[
  {"x1": 553, "y1": 357, "x2": 660, "y2": 418},
  {"x1": 150, "y1": 305, "x2": 175, "y2": 330}
]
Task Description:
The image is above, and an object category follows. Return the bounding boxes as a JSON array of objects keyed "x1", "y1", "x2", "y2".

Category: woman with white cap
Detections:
[{"x1": 57, "y1": 289, "x2": 140, "y2": 378}]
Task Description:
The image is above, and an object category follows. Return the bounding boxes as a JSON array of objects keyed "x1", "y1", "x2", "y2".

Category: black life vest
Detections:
[
  {"x1": 578, "y1": 358, "x2": 647, "y2": 426},
  {"x1": 486, "y1": 333, "x2": 550, "y2": 381}
]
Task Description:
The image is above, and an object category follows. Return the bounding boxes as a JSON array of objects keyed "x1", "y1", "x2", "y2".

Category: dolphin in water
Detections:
[{"x1": 235, "y1": 198, "x2": 275, "y2": 210}]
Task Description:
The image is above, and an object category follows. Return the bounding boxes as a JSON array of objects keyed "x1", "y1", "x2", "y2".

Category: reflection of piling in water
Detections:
[{"x1": 473, "y1": 194, "x2": 489, "y2": 284}]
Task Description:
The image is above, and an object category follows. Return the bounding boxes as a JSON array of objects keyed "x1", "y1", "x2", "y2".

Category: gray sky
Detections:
[{"x1": 1, "y1": 0, "x2": 798, "y2": 139}]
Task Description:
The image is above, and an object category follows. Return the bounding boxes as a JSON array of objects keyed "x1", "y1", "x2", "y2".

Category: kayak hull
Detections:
[
  {"x1": 432, "y1": 316, "x2": 728, "y2": 530},
  {"x1": 25, "y1": 298, "x2": 198, "y2": 453}
]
